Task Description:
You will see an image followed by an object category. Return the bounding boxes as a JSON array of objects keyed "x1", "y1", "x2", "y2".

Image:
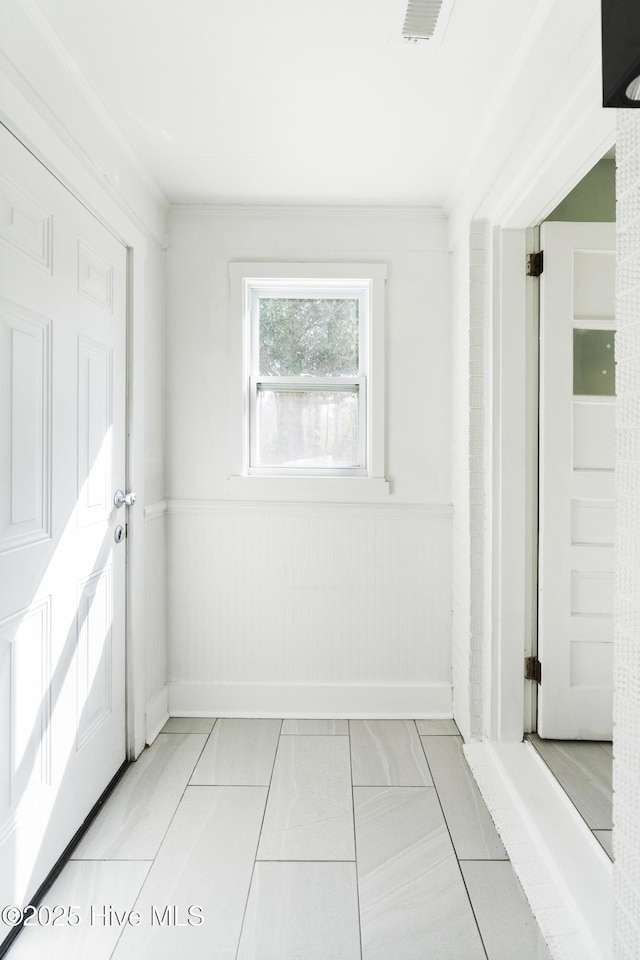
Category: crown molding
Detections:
[
  {"x1": 447, "y1": 0, "x2": 557, "y2": 209},
  {"x1": 15, "y1": 0, "x2": 167, "y2": 212},
  {"x1": 447, "y1": 1, "x2": 611, "y2": 241},
  {"x1": 169, "y1": 203, "x2": 446, "y2": 220}
]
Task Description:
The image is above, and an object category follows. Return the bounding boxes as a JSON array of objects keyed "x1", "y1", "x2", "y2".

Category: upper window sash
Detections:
[{"x1": 249, "y1": 284, "x2": 368, "y2": 381}]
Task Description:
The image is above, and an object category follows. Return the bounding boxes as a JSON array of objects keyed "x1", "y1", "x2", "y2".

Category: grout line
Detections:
[
  {"x1": 73, "y1": 857, "x2": 166, "y2": 863},
  {"x1": 255, "y1": 858, "x2": 357, "y2": 863},
  {"x1": 233, "y1": 719, "x2": 283, "y2": 960},
  {"x1": 107, "y1": 860, "x2": 154, "y2": 960},
  {"x1": 187, "y1": 782, "x2": 273, "y2": 788},
  {"x1": 106, "y1": 728, "x2": 217, "y2": 960},
  {"x1": 351, "y1": 783, "x2": 436, "y2": 788},
  {"x1": 416, "y1": 727, "x2": 490, "y2": 960},
  {"x1": 348, "y1": 721, "x2": 365, "y2": 960},
  {"x1": 458, "y1": 858, "x2": 513, "y2": 863},
  {"x1": 158, "y1": 729, "x2": 216, "y2": 734}
]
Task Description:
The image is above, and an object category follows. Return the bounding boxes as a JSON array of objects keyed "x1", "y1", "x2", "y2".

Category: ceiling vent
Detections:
[{"x1": 402, "y1": 0, "x2": 455, "y2": 43}]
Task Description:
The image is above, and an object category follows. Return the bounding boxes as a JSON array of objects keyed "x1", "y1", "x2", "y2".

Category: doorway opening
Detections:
[{"x1": 529, "y1": 150, "x2": 616, "y2": 860}]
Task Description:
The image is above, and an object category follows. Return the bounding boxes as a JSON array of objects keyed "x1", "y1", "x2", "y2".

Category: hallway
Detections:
[{"x1": 7, "y1": 719, "x2": 551, "y2": 960}]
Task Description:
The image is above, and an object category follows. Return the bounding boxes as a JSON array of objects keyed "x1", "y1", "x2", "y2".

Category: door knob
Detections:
[{"x1": 114, "y1": 489, "x2": 137, "y2": 508}]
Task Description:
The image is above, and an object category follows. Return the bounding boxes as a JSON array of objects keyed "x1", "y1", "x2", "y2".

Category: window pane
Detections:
[
  {"x1": 255, "y1": 388, "x2": 360, "y2": 468},
  {"x1": 573, "y1": 329, "x2": 616, "y2": 396},
  {"x1": 258, "y1": 298, "x2": 359, "y2": 376}
]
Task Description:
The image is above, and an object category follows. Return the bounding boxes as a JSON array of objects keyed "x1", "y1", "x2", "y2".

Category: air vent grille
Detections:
[{"x1": 403, "y1": 0, "x2": 453, "y2": 42}]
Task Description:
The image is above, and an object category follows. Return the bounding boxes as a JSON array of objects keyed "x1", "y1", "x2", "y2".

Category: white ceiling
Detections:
[{"x1": 33, "y1": 0, "x2": 534, "y2": 207}]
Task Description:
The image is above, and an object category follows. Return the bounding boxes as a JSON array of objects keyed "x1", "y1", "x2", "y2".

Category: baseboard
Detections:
[
  {"x1": 168, "y1": 681, "x2": 452, "y2": 718},
  {"x1": 464, "y1": 740, "x2": 612, "y2": 960},
  {"x1": 145, "y1": 685, "x2": 169, "y2": 744}
]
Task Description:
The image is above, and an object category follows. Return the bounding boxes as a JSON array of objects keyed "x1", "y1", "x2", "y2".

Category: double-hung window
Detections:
[
  {"x1": 229, "y1": 262, "x2": 387, "y2": 494},
  {"x1": 250, "y1": 280, "x2": 366, "y2": 474}
]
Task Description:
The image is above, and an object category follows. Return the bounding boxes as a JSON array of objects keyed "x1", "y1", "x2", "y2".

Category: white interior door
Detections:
[
  {"x1": 538, "y1": 220, "x2": 616, "y2": 740},
  {"x1": 0, "y1": 124, "x2": 127, "y2": 923}
]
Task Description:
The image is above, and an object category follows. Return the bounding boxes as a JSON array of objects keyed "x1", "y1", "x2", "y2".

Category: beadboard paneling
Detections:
[
  {"x1": 167, "y1": 500, "x2": 452, "y2": 717},
  {"x1": 145, "y1": 501, "x2": 168, "y2": 740}
]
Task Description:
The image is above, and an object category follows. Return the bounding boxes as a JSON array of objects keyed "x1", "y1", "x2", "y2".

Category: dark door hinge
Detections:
[
  {"x1": 527, "y1": 251, "x2": 543, "y2": 277},
  {"x1": 524, "y1": 656, "x2": 542, "y2": 684}
]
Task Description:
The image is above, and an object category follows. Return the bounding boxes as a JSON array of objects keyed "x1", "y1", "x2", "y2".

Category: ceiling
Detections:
[{"x1": 32, "y1": 0, "x2": 535, "y2": 207}]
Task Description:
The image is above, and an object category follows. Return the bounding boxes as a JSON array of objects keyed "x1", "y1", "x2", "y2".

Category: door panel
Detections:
[
  {"x1": 0, "y1": 124, "x2": 127, "y2": 927},
  {"x1": 538, "y1": 221, "x2": 615, "y2": 739}
]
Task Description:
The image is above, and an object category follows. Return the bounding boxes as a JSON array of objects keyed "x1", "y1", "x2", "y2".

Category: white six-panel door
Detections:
[
  {"x1": 538, "y1": 221, "x2": 616, "y2": 740},
  {"x1": 0, "y1": 124, "x2": 127, "y2": 921}
]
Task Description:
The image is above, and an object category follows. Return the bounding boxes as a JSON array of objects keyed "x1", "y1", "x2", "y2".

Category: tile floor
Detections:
[
  {"x1": 7, "y1": 719, "x2": 553, "y2": 960},
  {"x1": 528, "y1": 734, "x2": 614, "y2": 859}
]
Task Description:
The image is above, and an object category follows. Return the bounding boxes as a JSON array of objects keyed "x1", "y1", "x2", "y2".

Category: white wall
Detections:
[
  {"x1": 450, "y1": 222, "x2": 491, "y2": 742},
  {"x1": 450, "y1": 227, "x2": 473, "y2": 739},
  {"x1": 142, "y1": 238, "x2": 168, "y2": 741},
  {"x1": 165, "y1": 206, "x2": 453, "y2": 716},
  {"x1": 613, "y1": 110, "x2": 640, "y2": 960}
]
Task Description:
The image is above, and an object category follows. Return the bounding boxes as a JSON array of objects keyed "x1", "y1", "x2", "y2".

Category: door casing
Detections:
[{"x1": 471, "y1": 139, "x2": 617, "y2": 744}]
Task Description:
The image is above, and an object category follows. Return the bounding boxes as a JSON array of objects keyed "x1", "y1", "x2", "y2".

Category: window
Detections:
[
  {"x1": 229, "y1": 263, "x2": 388, "y2": 497},
  {"x1": 249, "y1": 281, "x2": 366, "y2": 474}
]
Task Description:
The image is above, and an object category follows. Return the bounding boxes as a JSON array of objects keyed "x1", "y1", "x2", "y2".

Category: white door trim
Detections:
[
  {"x1": 475, "y1": 121, "x2": 616, "y2": 745},
  {"x1": 0, "y1": 74, "x2": 152, "y2": 761},
  {"x1": 461, "y1": 120, "x2": 617, "y2": 960},
  {"x1": 486, "y1": 225, "x2": 540, "y2": 742}
]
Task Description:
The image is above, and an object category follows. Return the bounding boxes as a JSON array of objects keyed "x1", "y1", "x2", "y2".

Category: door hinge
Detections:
[
  {"x1": 527, "y1": 251, "x2": 543, "y2": 277},
  {"x1": 524, "y1": 656, "x2": 542, "y2": 684}
]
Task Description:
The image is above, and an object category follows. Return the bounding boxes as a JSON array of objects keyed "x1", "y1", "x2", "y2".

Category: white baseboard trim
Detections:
[
  {"x1": 464, "y1": 740, "x2": 612, "y2": 960},
  {"x1": 145, "y1": 685, "x2": 169, "y2": 745},
  {"x1": 168, "y1": 682, "x2": 452, "y2": 719}
]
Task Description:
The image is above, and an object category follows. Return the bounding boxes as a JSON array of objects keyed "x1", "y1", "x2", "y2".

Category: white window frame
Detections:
[{"x1": 228, "y1": 262, "x2": 389, "y2": 500}]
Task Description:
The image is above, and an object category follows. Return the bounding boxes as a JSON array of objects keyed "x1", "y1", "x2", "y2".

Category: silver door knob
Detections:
[{"x1": 114, "y1": 489, "x2": 137, "y2": 508}]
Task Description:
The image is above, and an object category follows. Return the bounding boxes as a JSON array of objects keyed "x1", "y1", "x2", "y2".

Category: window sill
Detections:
[{"x1": 226, "y1": 475, "x2": 390, "y2": 502}]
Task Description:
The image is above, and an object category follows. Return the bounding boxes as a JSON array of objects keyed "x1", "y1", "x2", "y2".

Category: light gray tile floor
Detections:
[
  {"x1": 6, "y1": 719, "x2": 553, "y2": 960},
  {"x1": 355, "y1": 786, "x2": 485, "y2": 960},
  {"x1": 6, "y1": 861, "x2": 151, "y2": 960},
  {"x1": 460, "y1": 861, "x2": 554, "y2": 960},
  {"x1": 350, "y1": 719, "x2": 432, "y2": 786},
  {"x1": 237, "y1": 862, "x2": 361, "y2": 960},
  {"x1": 190, "y1": 718, "x2": 281, "y2": 786},
  {"x1": 112, "y1": 786, "x2": 267, "y2": 960},
  {"x1": 421, "y1": 734, "x2": 507, "y2": 860},
  {"x1": 281, "y1": 718, "x2": 349, "y2": 735},
  {"x1": 528, "y1": 734, "x2": 614, "y2": 854},
  {"x1": 72, "y1": 733, "x2": 208, "y2": 860},
  {"x1": 258, "y1": 735, "x2": 354, "y2": 860},
  {"x1": 415, "y1": 719, "x2": 460, "y2": 736},
  {"x1": 593, "y1": 829, "x2": 613, "y2": 859},
  {"x1": 161, "y1": 717, "x2": 217, "y2": 734}
]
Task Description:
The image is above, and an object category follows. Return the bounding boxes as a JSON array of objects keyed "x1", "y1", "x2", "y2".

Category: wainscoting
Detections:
[{"x1": 167, "y1": 500, "x2": 453, "y2": 717}]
